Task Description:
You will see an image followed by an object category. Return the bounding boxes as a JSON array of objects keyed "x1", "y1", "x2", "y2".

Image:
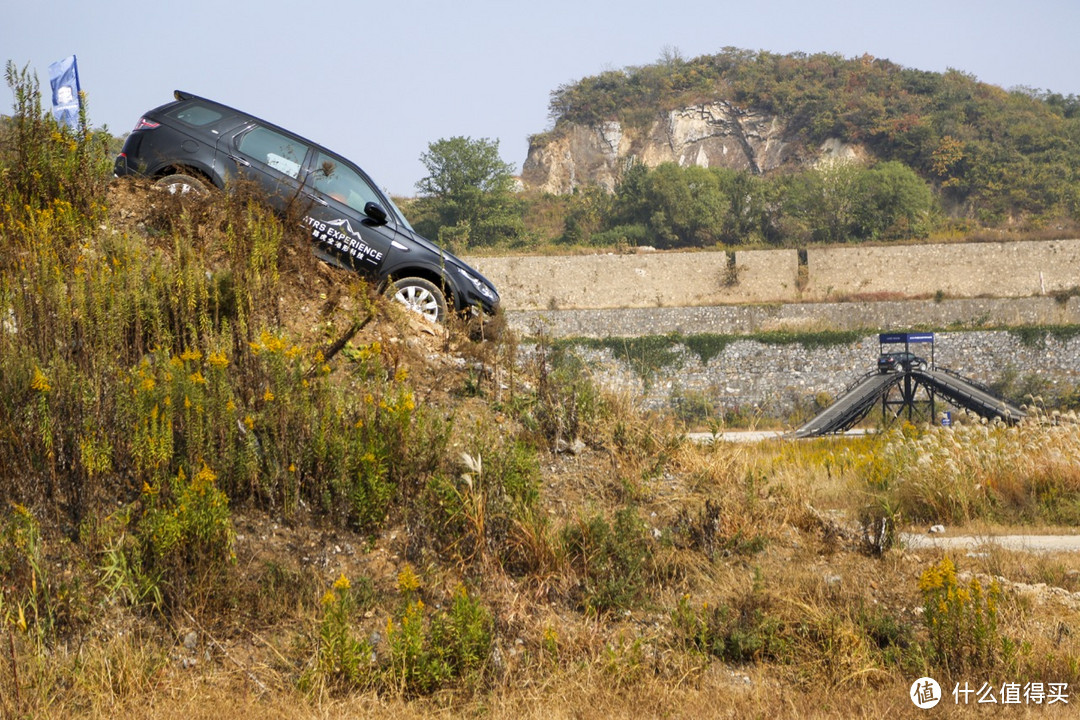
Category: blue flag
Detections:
[{"x1": 48, "y1": 55, "x2": 82, "y2": 130}]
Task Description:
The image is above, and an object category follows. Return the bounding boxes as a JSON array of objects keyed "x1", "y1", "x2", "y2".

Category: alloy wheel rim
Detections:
[{"x1": 394, "y1": 286, "x2": 439, "y2": 322}]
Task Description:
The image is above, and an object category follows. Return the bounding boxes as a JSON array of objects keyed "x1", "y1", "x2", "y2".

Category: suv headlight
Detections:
[{"x1": 457, "y1": 267, "x2": 496, "y2": 302}]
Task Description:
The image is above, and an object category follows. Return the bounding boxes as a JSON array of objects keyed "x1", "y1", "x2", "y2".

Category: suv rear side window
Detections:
[
  {"x1": 238, "y1": 126, "x2": 308, "y2": 179},
  {"x1": 167, "y1": 102, "x2": 223, "y2": 127},
  {"x1": 311, "y1": 152, "x2": 382, "y2": 214}
]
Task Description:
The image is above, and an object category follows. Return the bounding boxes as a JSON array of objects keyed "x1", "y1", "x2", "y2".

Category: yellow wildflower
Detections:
[
  {"x1": 207, "y1": 351, "x2": 229, "y2": 369},
  {"x1": 30, "y1": 367, "x2": 51, "y2": 393},
  {"x1": 396, "y1": 565, "x2": 420, "y2": 595}
]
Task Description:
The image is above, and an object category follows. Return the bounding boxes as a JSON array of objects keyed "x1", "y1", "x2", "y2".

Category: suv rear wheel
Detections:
[
  {"x1": 391, "y1": 277, "x2": 446, "y2": 323},
  {"x1": 155, "y1": 173, "x2": 208, "y2": 195}
]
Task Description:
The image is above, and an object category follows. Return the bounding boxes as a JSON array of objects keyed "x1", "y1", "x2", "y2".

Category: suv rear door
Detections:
[{"x1": 222, "y1": 124, "x2": 311, "y2": 212}]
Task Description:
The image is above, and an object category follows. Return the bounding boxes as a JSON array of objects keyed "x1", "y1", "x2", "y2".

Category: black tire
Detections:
[
  {"x1": 154, "y1": 173, "x2": 208, "y2": 196},
  {"x1": 390, "y1": 277, "x2": 447, "y2": 323}
]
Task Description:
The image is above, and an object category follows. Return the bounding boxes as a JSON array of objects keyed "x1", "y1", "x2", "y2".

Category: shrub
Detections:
[
  {"x1": 522, "y1": 335, "x2": 608, "y2": 449},
  {"x1": 425, "y1": 435, "x2": 541, "y2": 569},
  {"x1": 138, "y1": 463, "x2": 234, "y2": 606},
  {"x1": 384, "y1": 584, "x2": 493, "y2": 695},
  {"x1": 303, "y1": 573, "x2": 375, "y2": 693},
  {"x1": 1, "y1": 61, "x2": 112, "y2": 216},
  {"x1": 918, "y1": 557, "x2": 1008, "y2": 675},
  {"x1": 562, "y1": 508, "x2": 652, "y2": 615},
  {"x1": 671, "y1": 591, "x2": 789, "y2": 664}
]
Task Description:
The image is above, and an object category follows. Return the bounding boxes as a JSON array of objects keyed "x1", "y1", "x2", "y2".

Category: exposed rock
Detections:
[{"x1": 522, "y1": 101, "x2": 811, "y2": 194}]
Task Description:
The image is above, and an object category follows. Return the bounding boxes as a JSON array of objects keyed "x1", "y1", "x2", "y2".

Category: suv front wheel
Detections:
[{"x1": 390, "y1": 277, "x2": 447, "y2": 323}]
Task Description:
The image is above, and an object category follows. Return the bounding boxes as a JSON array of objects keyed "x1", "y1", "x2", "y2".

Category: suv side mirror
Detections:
[{"x1": 364, "y1": 201, "x2": 388, "y2": 225}]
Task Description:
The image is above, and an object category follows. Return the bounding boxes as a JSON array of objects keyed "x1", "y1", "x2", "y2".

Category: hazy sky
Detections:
[{"x1": 4, "y1": 0, "x2": 1078, "y2": 196}]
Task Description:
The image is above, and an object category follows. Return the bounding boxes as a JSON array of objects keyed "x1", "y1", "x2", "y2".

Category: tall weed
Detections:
[{"x1": 861, "y1": 412, "x2": 1080, "y2": 524}]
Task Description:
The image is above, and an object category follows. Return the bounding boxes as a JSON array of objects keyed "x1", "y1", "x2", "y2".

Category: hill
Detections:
[{"x1": 524, "y1": 48, "x2": 1080, "y2": 226}]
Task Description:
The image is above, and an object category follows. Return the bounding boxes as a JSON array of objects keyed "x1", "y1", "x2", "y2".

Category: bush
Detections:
[
  {"x1": 1, "y1": 61, "x2": 112, "y2": 216},
  {"x1": 137, "y1": 463, "x2": 234, "y2": 609},
  {"x1": 919, "y1": 557, "x2": 1009, "y2": 674},
  {"x1": 303, "y1": 573, "x2": 376, "y2": 693},
  {"x1": 384, "y1": 583, "x2": 493, "y2": 695},
  {"x1": 426, "y1": 433, "x2": 541, "y2": 568},
  {"x1": 562, "y1": 508, "x2": 652, "y2": 615},
  {"x1": 671, "y1": 591, "x2": 789, "y2": 663}
]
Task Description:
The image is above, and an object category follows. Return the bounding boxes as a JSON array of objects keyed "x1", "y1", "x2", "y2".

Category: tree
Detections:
[
  {"x1": 643, "y1": 164, "x2": 727, "y2": 247},
  {"x1": 786, "y1": 160, "x2": 862, "y2": 243},
  {"x1": 414, "y1": 136, "x2": 522, "y2": 249},
  {"x1": 853, "y1": 161, "x2": 934, "y2": 239},
  {"x1": 416, "y1": 136, "x2": 516, "y2": 198}
]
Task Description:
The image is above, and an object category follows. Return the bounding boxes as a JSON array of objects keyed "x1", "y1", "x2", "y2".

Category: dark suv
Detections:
[
  {"x1": 877, "y1": 351, "x2": 926, "y2": 373},
  {"x1": 114, "y1": 91, "x2": 499, "y2": 322}
]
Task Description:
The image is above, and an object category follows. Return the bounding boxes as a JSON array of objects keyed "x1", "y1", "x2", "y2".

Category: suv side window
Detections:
[
  {"x1": 238, "y1": 126, "x2": 308, "y2": 179},
  {"x1": 311, "y1": 152, "x2": 383, "y2": 215},
  {"x1": 167, "y1": 102, "x2": 223, "y2": 127}
]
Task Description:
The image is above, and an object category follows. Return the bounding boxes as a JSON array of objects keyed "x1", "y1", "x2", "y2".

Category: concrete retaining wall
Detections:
[
  {"x1": 466, "y1": 238, "x2": 1080, "y2": 312},
  {"x1": 805, "y1": 240, "x2": 1080, "y2": 300},
  {"x1": 471, "y1": 240, "x2": 1080, "y2": 419},
  {"x1": 467, "y1": 249, "x2": 799, "y2": 310}
]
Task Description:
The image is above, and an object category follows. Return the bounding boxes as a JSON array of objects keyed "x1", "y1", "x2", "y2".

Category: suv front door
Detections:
[{"x1": 301, "y1": 151, "x2": 395, "y2": 274}]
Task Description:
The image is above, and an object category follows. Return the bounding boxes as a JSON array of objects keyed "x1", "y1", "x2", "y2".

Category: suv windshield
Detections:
[{"x1": 384, "y1": 194, "x2": 414, "y2": 232}]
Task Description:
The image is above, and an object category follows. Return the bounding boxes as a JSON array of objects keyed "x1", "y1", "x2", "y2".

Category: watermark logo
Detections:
[{"x1": 911, "y1": 676, "x2": 942, "y2": 709}]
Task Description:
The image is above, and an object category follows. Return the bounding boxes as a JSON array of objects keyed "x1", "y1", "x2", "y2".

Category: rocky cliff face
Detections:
[{"x1": 521, "y1": 101, "x2": 804, "y2": 194}]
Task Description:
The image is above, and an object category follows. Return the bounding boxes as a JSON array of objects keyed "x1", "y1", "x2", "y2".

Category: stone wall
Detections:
[
  {"x1": 466, "y1": 238, "x2": 1080, "y2": 312},
  {"x1": 505, "y1": 297, "x2": 1080, "y2": 339},
  {"x1": 469, "y1": 240, "x2": 1080, "y2": 420},
  {"x1": 551, "y1": 330, "x2": 1080, "y2": 419}
]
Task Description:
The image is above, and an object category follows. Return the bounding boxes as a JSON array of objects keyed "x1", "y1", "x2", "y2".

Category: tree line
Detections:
[{"x1": 408, "y1": 140, "x2": 936, "y2": 250}]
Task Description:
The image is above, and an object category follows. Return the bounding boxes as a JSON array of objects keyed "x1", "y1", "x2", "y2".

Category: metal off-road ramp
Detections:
[{"x1": 792, "y1": 333, "x2": 1025, "y2": 438}]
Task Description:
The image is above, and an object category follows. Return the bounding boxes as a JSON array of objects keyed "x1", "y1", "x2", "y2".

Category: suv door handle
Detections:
[{"x1": 228, "y1": 154, "x2": 250, "y2": 167}]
